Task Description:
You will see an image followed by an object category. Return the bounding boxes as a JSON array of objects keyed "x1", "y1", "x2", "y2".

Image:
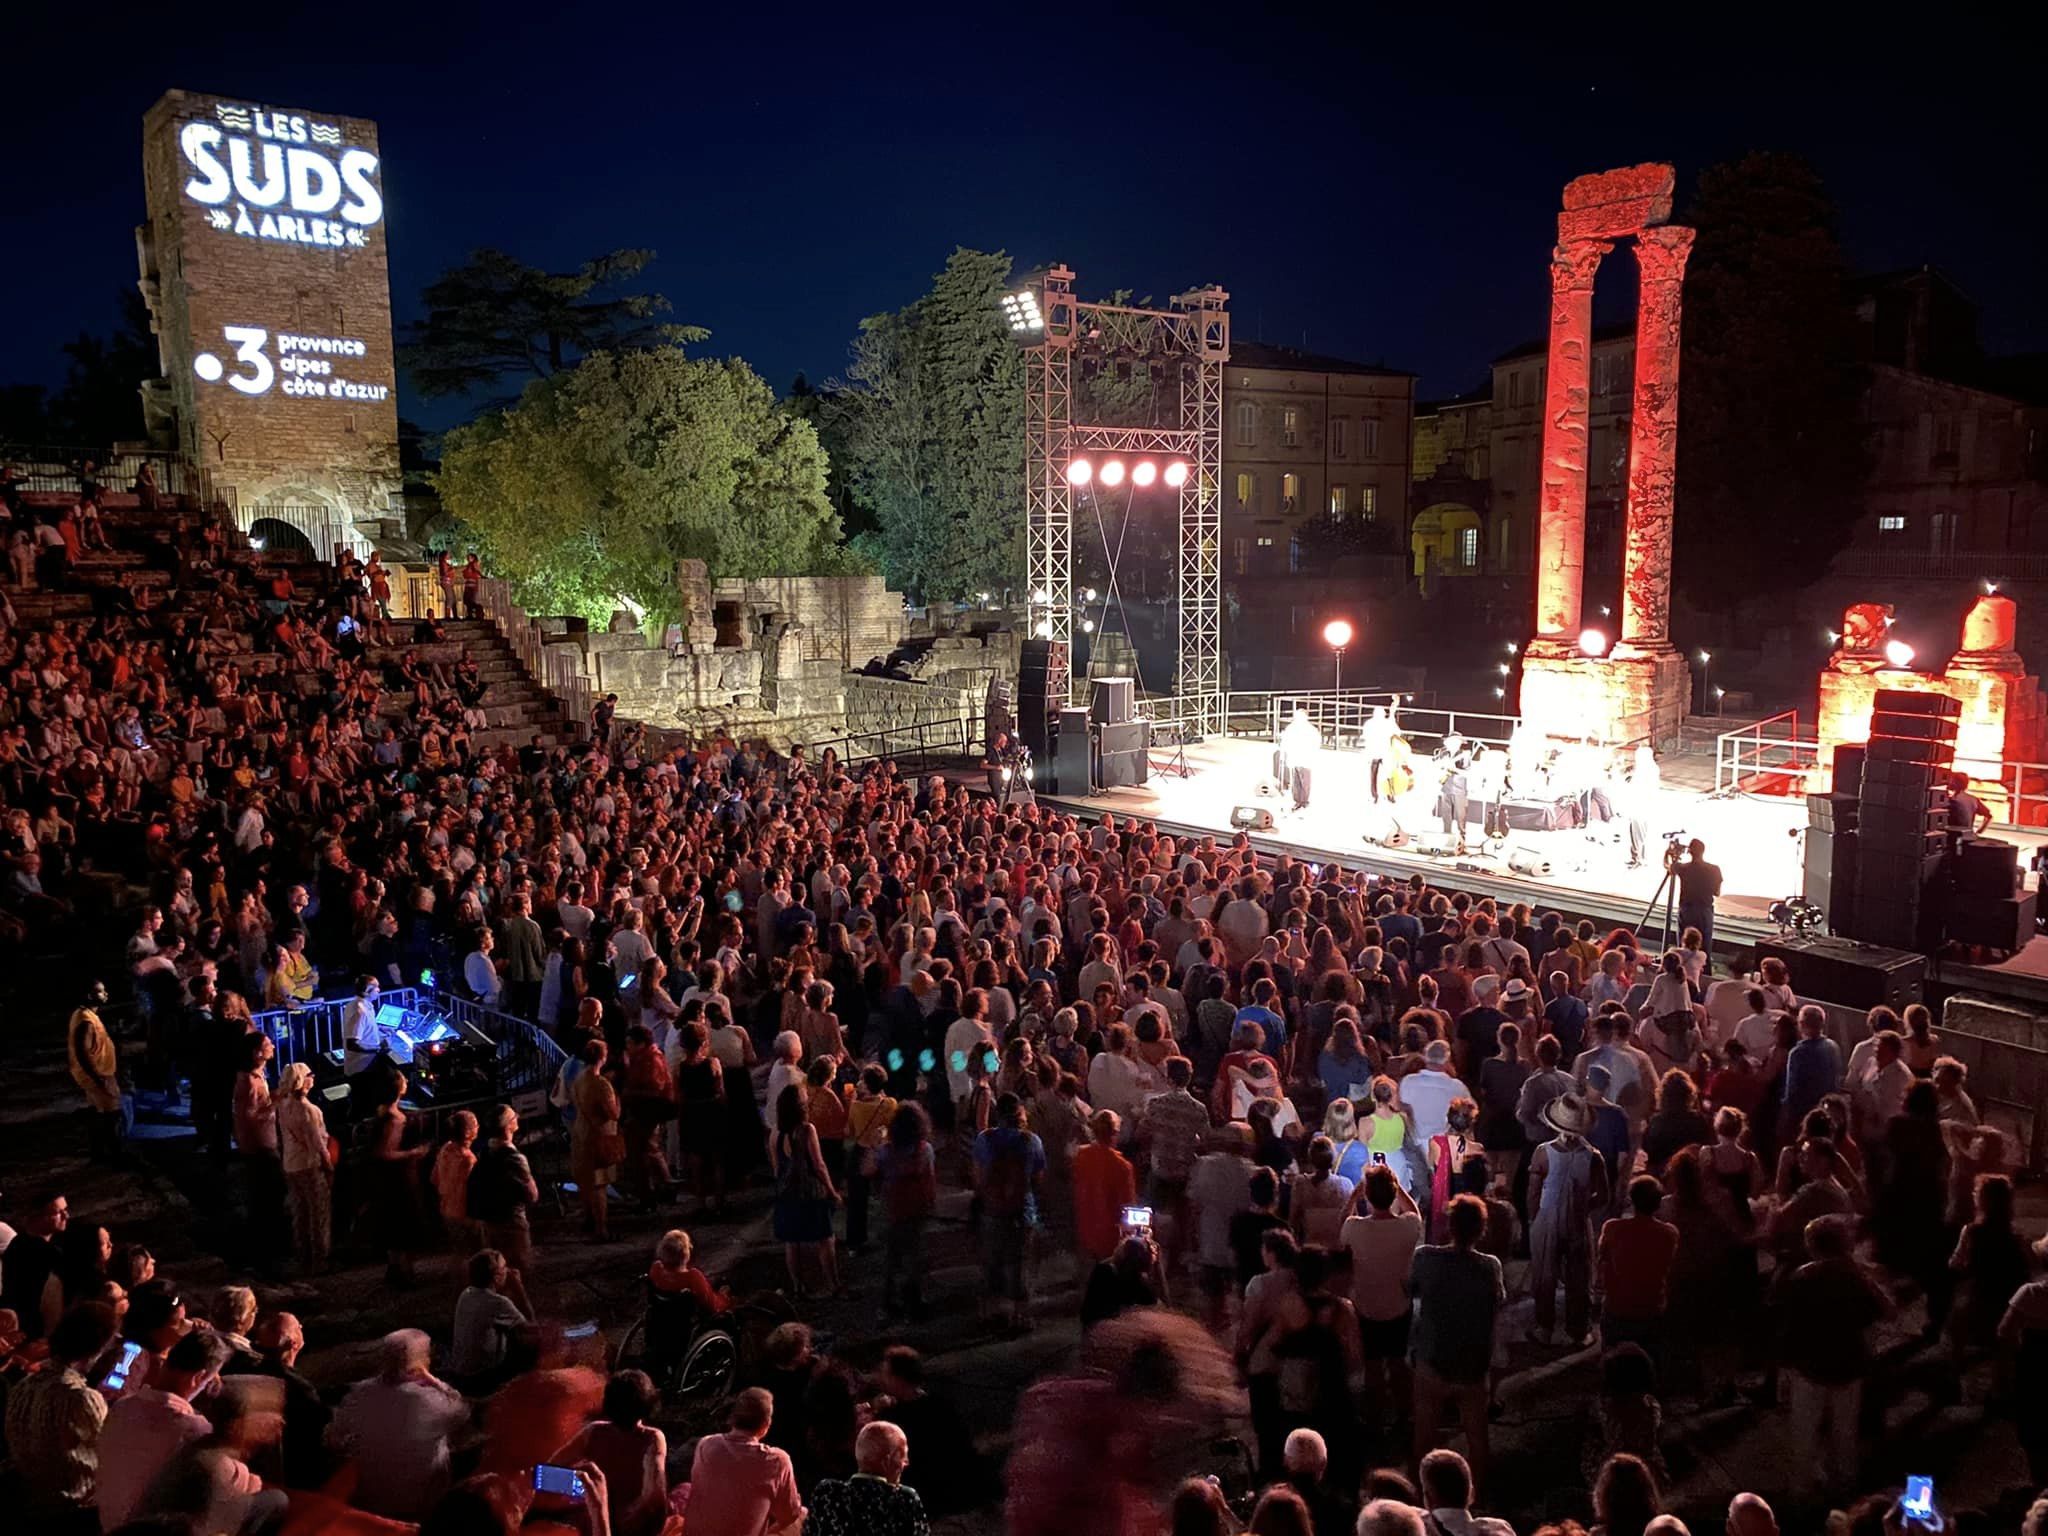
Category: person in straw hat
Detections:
[{"x1": 1526, "y1": 1091, "x2": 1610, "y2": 1345}]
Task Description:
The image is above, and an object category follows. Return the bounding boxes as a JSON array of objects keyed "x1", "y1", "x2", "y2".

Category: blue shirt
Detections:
[
  {"x1": 1544, "y1": 996, "x2": 1588, "y2": 1058},
  {"x1": 1783, "y1": 1036, "x2": 1844, "y2": 1125},
  {"x1": 1235, "y1": 1005, "x2": 1287, "y2": 1052},
  {"x1": 1588, "y1": 1101, "x2": 1632, "y2": 1184}
]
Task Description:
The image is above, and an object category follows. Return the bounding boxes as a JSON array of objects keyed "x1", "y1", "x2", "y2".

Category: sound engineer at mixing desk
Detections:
[
  {"x1": 1948, "y1": 771, "x2": 1991, "y2": 846},
  {"x1": 344, "y1": 975, "x2": 390, "y2": 1076}
]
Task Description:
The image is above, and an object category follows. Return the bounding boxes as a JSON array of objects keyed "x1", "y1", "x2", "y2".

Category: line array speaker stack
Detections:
[
  {"x1": 1803, "y1": 790, "x2": 1861, "y2": 937},
  {"x1": 1848, "y1": 690, "x2": 1957, "y2": 950},
  {"x1": 1016, "y1": 639, "x2": 1069, "y2": 763}
]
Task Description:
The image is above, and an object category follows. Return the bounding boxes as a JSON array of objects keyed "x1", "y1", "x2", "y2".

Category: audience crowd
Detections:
[{"x1": 1, "y1": 462, "x2": 2045, "y2": 1536}]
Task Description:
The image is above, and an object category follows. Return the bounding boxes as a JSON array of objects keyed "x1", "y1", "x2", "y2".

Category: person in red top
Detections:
[
  {"x1": 1704, "y1": 1039, "x2": 1766, "y2": 1121},
  {"x1": 649, "y1": 1228, "x2": 731, "y2": 1314},
  {"x1": 1071, "y1": 1110, "x2": 1138, "y2": 1264},
  {"x1": 1211, "y1": 1023, "x2": 1282, "y2": 1122},
  {"x1": 1597, "y1": 1175, "x2": 1681, "y2": 1364}
]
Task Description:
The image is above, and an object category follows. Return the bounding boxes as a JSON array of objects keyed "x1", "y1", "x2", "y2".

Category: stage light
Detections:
[
  {"x1": 1032, "y1": 587, "x2": 1049, "y2": 604},
  {"x1": 1099, "y1": 458, "x2": 1126, "y2": 487},
  {"x1": 1163, "y1": 460, "x2": 1190, "y2": 488},
  {"x1": 1498, "y1": 662, "x2": 1510, "y2": 676},
  {"x1": 1984, "y1": 579, "x2": 2000, "y2": 594},
  {"x1": 1034, "y1": 618, "x2": 1052, "y2": 637},
  {"x1": 1825, "y1": 629, "x2": 1840, "y2": 644},
  {"x1": 1505, "y1": 641, "x2": 1518, "y2": 655},
  {"x1": 1082, "y1": 619, "x2": 1096, "y2": 633},
  {"x1": 1084, "y1": 587, "x2": 1098, "y2": 601},
  {"x1": 1132, "y1": 459, "x2": 1158, "y2": 487},
  {"x1": 1599, "y1": 605, "x2": 1611, "y2": 617},
  {"x1": 1322, "y1": 619, "x2": 1354, "y2": 649},
  {"x1": 1065, "y1": 459, "x2": 1092, "y2": 487},
  {"x1": 1001, "y1": 289, "x2": 1045, "y2": 334},
  {"x1": 1579, "y1": 628, "x2": 1609, "y2": 658},
  {"x1": 1884, "y1": 640, "x2": 1915, "y2": 667},
  {"x1": 977, "y1": 591, "x2": 990, "y2": 603},
  {"x1": 1494, "y1": 687, "x2": 1506, "y2": 699}
]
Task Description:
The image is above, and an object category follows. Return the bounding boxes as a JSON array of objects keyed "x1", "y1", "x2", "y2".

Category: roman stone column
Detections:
[
  {"x1": 1533, "y1": 239, "x2": 1610, "y2": 642},
  {"x1": 1619, "y1": 224, "x2": 1695, "y2": 648}
]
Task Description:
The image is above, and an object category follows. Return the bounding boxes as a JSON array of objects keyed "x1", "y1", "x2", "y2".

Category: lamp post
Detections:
[{"x1": 1323, "y1": 618, "x2": 1354, "y2": 697}]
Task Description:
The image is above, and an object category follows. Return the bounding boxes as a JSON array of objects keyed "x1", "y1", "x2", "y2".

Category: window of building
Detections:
[
  {"x1": 1459, "y1": 527, "x2": 1480, "y2": 567},
  {"x1": 1329, "y1": 484, "x2": 1347, "y2": 516},
  {"x1": 1256, "y1": 535, "x2": 1277, "y2": 547},
  {"x1": 1233, "y1": 537, "x2": 1249, "y2": 574},
  {"x1": 1235, "y1": 471, "x2": 1255, "y2": 509},
  {"x1": 1234, "y1": 401, "x2": 1256, "y2": 446},
  {"x1": 1281, "y1": 473, "x2": 1299, "y2": 510},
  {"x1": 1330, "y1": 418, "x2": 1347, "y2": 457},
  {"x1": 1281, "y1": 407, "x2": 1300, "y2": 447},
  {"x1": 1360, "y1": 485, "x2": 1377, "y2": 519},
  {"x1": 1932, "y1": 415, "x2": 1961, "y2": 466},
  {"x1": 1877, "y1": 515, "x2": 1906, "y2": 533},
  {"x1": 1362, "y1": 418, "x2": 1380, "y2": 457}
]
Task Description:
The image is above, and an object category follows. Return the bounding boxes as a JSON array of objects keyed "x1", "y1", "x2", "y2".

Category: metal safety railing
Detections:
[
  {"x1": 237, "y1": 503, "x2": 371, "y2": 561},
  {"x1": 1713, "y1": 710, "x2": 1822, "y2": 795},
  {"x1": 801, "y1": 714, "x2": 986, "y2": 771},
  {"x1": 251, "y1": 985, "x2": 569, "y2": 1098},
  {"x1": 474, "y1": 577, "x2": 592, "y2": 742},
  {"x1": 0, "y1": 444, "x2": 201, "y2": 499}
]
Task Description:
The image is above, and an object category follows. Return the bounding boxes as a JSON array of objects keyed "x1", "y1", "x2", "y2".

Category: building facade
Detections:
[
  {"x1": 137, "y1": 90, "x2": 401, "y2": 544},
  {"x1": 1218, "y1": 343, "x2": 1414, "y2": 577}
]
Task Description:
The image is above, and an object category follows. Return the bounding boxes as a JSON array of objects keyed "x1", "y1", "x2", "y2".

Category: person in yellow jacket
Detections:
[{"x1": 67, "y1": 980, "x2": 123, "y2": 1163}]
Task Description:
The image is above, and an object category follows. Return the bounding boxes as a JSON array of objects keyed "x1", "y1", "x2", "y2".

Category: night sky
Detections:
[{"x1": 6, "y1": 5, "x2": 2044, "y2": 428}]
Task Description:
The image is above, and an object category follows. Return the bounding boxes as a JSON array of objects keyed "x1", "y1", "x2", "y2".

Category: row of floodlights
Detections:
[
  {"x1": 1065, "y1": 456, "x2": 1191, "y2": 489},
  {"x1": 1001, "y1": 290, "x2": 1045, "y2": 333}
]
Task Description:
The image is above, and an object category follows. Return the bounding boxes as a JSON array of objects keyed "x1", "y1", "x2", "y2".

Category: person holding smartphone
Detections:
[{"x1": 7, "y1": 1300, "x2": 119, "y2": 1523}]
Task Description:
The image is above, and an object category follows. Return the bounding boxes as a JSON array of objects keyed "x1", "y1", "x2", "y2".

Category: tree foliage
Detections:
[
  {"x1": 400, "y1": 248, "x2": 705, "y2": 404},
  {"x1": 434, "y1": 348, "x2": 845, "y2": 627},
  {"x1": 1675, "y1": 154, "x2": 1868, "y2": 606},
  {"x1": 833, "y1": 249, "x2": 1024, "y2": 603},
  {"x1": 0, "y1": 290, "x2": 160, "y2": 445}
]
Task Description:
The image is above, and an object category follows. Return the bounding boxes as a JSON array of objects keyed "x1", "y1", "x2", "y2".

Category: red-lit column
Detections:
[
  {"x1": 1533, "y1": 239, "x2": 1610, "y2": 643},
  {"x1": 1619, "y1": 225, "x2": 1695, "y2": 648}
]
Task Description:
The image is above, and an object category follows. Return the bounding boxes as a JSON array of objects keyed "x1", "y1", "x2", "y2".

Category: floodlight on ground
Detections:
[
  {"x1": 1579, "y1": 628, "x2": 1610, "y2": 658},
  {"x1": 1131, "y1": 460, "x2": 1158, "y2": 487},
  {"x1": 1099, "y1": 459, "x2": 1126, "y2": 487},
  {"x1": 1885, "y1": 640, "x2": 1915, "y2": 667},
  {"x1": 1065, "y1": 459, "x2": 1093, "y2": 487},
  {"x1": 1163, "y1": 460, "x2": 1190, "y2": 488}
]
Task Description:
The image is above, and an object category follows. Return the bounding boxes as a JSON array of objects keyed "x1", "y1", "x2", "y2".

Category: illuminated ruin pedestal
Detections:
[{"x1": 1519, "y1": 644, "x2": 1691, "y2": 750}]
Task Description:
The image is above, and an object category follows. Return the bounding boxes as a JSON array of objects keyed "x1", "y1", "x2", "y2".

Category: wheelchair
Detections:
[{"x1": 611, "y1": 1282, "x2": 796, "y2": 1417}]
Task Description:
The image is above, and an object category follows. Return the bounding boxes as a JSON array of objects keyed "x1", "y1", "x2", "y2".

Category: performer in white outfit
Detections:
[{"x1": 1275, "y1": 709, "x2": 1322, "y2": 811}]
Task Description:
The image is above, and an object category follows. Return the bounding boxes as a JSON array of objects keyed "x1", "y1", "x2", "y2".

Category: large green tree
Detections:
[
  {"x1": 434, "y1": 348, "x2": 846, "y2": 626},
  {"x1": 401, "y1": 248, "x2": 704, "y2": 404},
  {"x1": 1675, "y1": 154, "x2": 1868, "y2": 607},
  {"x1": 834, "y1": 249, "x2": 1024, "y2": 603}
]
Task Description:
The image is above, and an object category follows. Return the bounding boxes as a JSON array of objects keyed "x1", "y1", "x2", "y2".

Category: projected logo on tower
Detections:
[
  {"x1": 192, "y1": 328, "x2": 389, "y2": 404},
  {"x1": 178, "y1": 101, "x2": 383, "y2": 249}
]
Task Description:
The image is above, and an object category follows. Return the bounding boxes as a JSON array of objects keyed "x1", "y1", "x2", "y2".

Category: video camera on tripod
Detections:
[{"x1": 1660, "y1": 829, "x2": 1689, "y2": 869}]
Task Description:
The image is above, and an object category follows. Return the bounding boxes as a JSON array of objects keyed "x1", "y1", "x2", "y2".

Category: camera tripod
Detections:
[{"x1": 1637, "y1": 844, "x2": 1684, "y2": 952}]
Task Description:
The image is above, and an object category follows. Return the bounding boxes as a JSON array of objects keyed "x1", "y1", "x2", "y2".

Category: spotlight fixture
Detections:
[
  {"x1": 1065, "y1": 459, "x2": 1092, "y2": 487},
  {"x1": 1163, "y1": 460, "x2": 1190, "y2": 488},
  {"x1": 1579, "y1": 628, "x2": 1610, "y2": 658},
  {"x1": 1000, "y1": 289, "x2": 1045, "y2": 334},
  {"x1": 1884, "y1": 639, "x2": 1915, "y2": 667},
  {"x1": 1084, "y1": 588, "x2": 1098, "y2": 602},
  {"x1": 1322, "y1": 619, "x2": 1354, "y2": 650},
  {"x1": 1082, "y1": 619, "x2": 1096, "y2": 633},
  {"x1": 1098, "y1": 459, "x2": 1126, "y2": 487},
  {"x1": 1131, "y1": 459, "x2": 1158, "y2": 487}
]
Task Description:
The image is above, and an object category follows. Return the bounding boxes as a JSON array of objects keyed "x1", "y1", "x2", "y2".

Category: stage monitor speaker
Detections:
[
  {"x1": 1413, "y1": 831, "x2": 1460, "y2": 856},
  {"x1": 1231, "y1": 804, "x2": 1276, "y2": 831},
  {"x1": 1830, "y1": 743, "x2": 1866, "y2": 799},
  {"x1": 1750, "y1": 934, "x2": 1925, "y2": 1011},
  {"x1": 1954, "y1": 839, "x2": 2020, "y2": 897},
  {"x1": 1089, "y1": 676, "x2": 1135, "y2": 725},
  {"x1": 1053, "y1": 706, "x2": 1092, "y2": 795},
  {"x1": 1507, "y1": 846, "x2": 1552, "y2": 877}
]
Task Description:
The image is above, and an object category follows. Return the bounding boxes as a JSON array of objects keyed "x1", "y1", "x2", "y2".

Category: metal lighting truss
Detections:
[{"x1": 1018, "y1": 269, "x2": 1228, "y2": 730}]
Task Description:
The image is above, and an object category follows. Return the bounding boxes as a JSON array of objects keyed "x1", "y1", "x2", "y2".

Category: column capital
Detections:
[
  {"x1": 1633, "y1": 224, "x2": 1695, "y2": 282},
  {"x1": 1550, "y1": 239, "x2": 1612, "y2": 292}
]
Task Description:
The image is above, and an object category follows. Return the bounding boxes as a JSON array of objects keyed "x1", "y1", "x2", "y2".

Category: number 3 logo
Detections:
[{"x1": 222, "y1": 326, "x2": 274, "y2": 396}]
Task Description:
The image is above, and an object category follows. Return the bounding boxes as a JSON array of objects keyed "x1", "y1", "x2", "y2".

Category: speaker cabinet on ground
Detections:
[
  {"x1": 1096, "y1": 719, "x2": 1150, "y2": 789},
  {"x1": 1089, "y1": 676, "x2": 1135, "y2": 725},
  {"x1": 1750, "y1": 934, "x2": 1926, "y2": 1010},
  {"x1": 1954, "y1": 839, "x2": 2021, "y2": 897},
  {"x1": 1053, "y1": 706, "x2": 1092, "y2": 795}
]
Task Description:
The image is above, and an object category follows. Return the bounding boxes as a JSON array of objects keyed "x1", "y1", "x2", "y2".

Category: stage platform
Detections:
[{"x1": 1037, "y1": 735, "x2": 2048, "y2": 967}]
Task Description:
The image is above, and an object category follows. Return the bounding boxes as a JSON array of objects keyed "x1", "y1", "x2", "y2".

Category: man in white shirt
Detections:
[
  {"x1": 555, "y1": 882, "x2": 595, "y2": 942},
  {"x1": 97, "y1": 1329, "x2": 231, "y2": 1530},
  {"x1": 1418, "y1": 1448, "x2": 1516, "y2": 1536},
  {"x1": 1731, "y1": 988, "x2": 1780, "y2": 1063},
  {"x1": 326, "y1": 1330, "x2": 471, "y2": 1519},
  {"x1": 610, "y1": 911, "x2": 654, "y2": 981},
  {"x1": 1847, "y1": 1028, "x2": 1914, "y2": 1143},
  {"x1": 1400, "y1": 1040, "x2": 1469, "y2": 1142}
]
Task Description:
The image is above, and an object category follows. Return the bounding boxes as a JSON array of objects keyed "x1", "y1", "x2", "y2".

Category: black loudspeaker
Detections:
[
  {"x1": 1053, "y1": 706, "x2": 1092, "y2": 795},
  {"x1": 1231, "y1": 804, "x2": 1276, "y2": 831},
  {"x1": 1803, "y1": 826, "x2": 1859, "y2": 934},
  {"x1": 1806, "y1": 793, "x2": 1860, "y2": 834},
  {"x1": 1096, "y1": 719, "x2": 1151, "y2": 789},
  {"x1": 1872, "y1": 689, "x2": 1961, "y2": 719},
  {"x1": 1954, "y1": 839, "x2": 2021, "y2": 897},
  {"x1": 1830, "y1": 743, "x2": 1867, "y2": 799},
  {"x1": 1017, "y1": 639, "x2": 1069, "y2": 761},
  {"x1": 1751, "y1": 935, "x2": 1926, "y2": 1010},
  {"x1": 1089, "y1": 676, "x2": 1135, "y2": 725},
  {"x1": 1946, "y1": 889, "x2": 2038, "y2": 953}
]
